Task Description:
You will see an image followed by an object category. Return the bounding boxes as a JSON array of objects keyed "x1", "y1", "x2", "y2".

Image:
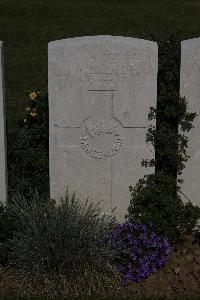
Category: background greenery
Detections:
[
  {"x1": 0, "y1": 0, "x2": 198, "y2": 203},
  {"x1": 0, "y1": 0, "x2": 199, "y2": 218},
  {"x1": 0, "y1": 1, "x2": 200, "y2": 298},
  {"x1": 1, "y1": 0, "x2": 200, "y2": 129}
]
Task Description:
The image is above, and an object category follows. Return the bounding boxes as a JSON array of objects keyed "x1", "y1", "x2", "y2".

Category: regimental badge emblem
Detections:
[{"x1": 80, "y1": 119, "x2": 122, "y2": 159}]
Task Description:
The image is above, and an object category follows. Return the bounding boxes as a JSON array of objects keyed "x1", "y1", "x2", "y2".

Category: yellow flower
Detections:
[
  {"x1": 29, "y1": 92, "x2": 37, "y2": 100},
  {"x1": 26, "y1": 107, "x2": 31, "y2": 111},
  {"x1": 30, "y1": 112, "x2": 37, "y2": 117}
]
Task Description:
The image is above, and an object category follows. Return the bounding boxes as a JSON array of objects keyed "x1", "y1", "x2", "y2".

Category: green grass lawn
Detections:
[{"x1": 1, "y1": 0, "x2": 200, "y2": 130}]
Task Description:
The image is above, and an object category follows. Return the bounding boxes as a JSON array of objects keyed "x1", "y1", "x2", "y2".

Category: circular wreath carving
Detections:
[{"x1": 80, "y1": 119, "x2": 122, "y2": 159}]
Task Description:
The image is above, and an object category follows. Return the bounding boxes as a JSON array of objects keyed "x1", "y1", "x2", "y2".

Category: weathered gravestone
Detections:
[
  {"x1": 180, "y1": 38, "x2": 200, "y2": 208},
  {"x1": 0, "y1": 41, "x2": 7, "y2": 204},
  {"x1": 48, "y1": 36, "x2": 158, "y2": 223}
]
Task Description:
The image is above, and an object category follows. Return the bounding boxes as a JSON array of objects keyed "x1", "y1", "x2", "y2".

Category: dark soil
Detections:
[{"x1": 119, "y1": 234, "x2": 200, "y2": 299}]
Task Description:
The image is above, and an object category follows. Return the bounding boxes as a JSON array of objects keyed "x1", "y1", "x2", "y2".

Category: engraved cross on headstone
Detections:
[
  {"x1": 55, "y1": 89, "x2": 144, "y2": 157},
  {"x1": 53, "y1": 89, "x2": 149, "y2": 219},
  {"x1": 49, "y1": 36, "x2": 157, "y2": 223}
]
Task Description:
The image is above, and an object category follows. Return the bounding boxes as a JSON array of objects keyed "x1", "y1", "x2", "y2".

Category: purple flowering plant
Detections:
[{"x1": 104, "y1": 219, "x2": 171, "y2": 285}]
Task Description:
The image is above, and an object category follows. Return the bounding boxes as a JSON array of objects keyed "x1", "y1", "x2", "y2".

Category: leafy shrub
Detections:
[
  {"x1": 4, "y1": 189, "x2": 123, "y2": 290},
  {"x1": 127, "y1": 173, "x2": 200, "y2": 247},
  {"x1": 3, "y1": 89, "x2": 56, "y2": 269},
  {"x1": 2, "y1": 90, "x2": 49, "y2": 265},
  {"x1": 7, "y1": 90, "x2": 49, "y2": 198},
  {"x1": 104, "y1": 219, "x2": 171, "y2": 284},
  {"x1": 18, "y1": 91, "x2": 48, "y2": 129},
  {"x1": 126, "y1": 34, "x2": 200, "y2": 247}
]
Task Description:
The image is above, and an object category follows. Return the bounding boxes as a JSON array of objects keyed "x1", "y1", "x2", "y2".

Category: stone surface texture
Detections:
[
  {"x1": 48, "y1": 35, "x2": 158, "y2": 223},
  {"x1": 0, "y1": 42, "x2": 7, "y2": 204},
  {"x1": 180, "y1": 38, "x2": 200, "y2": 208}
]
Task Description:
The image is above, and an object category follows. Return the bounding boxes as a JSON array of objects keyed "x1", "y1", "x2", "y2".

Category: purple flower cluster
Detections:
[{"x1": 105, "y1": 219, "x2": 171, "y2": 284}]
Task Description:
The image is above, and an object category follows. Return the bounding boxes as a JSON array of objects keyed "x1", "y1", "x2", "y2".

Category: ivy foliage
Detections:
[{"x1": 126, "y1": 33, "x2": 200, "y2": 247}]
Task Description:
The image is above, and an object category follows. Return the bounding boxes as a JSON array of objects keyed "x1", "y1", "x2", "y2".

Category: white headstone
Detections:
[
  {"x1": 48, "y1": 36, "x2": 158, "y2": 223},
  {"x1": 0, "y1": 41, "x2": 7, "y2": 204},
  {"x1": 180, "y1": 38, "x2": 200, "y2": 208}
]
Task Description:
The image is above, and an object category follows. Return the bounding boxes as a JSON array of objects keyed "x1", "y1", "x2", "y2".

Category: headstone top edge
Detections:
[
  {"x1": 181, "y1": 37, "x2": 200, "y2": 47},
  {"x1": 48, "y1": 35, "x2": 158, "y2": 49}
]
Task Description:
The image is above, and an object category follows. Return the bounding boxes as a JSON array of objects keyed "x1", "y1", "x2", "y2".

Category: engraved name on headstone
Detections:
[
  {"x1": 49, "y1": 36, "x2": 158, "y2": 223},
  {"x1": 180, "y1": 38, "x2": 200, "y2": 208},
  {"x1": 0, "y1": 41, "x2": 7, "y2": 204}
]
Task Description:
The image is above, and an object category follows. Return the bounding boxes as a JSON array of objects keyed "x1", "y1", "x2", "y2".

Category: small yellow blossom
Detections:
[
  {"x1": 30, "y1": 112, "x2": 37, "y2": 117},
  {"x1": 29, "y1": 92, "x2": 37, "y2": 100},
  {"x1": 26, "y1": 107, "x2": 31, "y2": 111}
]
